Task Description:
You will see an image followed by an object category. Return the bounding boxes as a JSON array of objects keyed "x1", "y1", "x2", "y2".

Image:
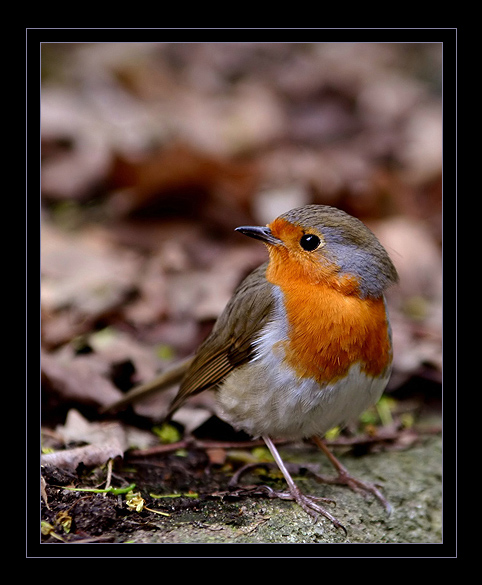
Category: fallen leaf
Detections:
[
  {"x1": 107, "y1": 142, "x2": 257, "y2": 224},
  {"x1": 40, "y1": 438, "x2": 125, "y2": 471},
  {"x1": 206, "y1": 447, "x2": 227, "y2": 466},
  {"x1": 41, "y1": 348, "x2": 123, "y2": 408},
  {"x1": 41, "y1": 409, "x2": 128, "y2": 470},
  {"x1": 41, "y1": 87, "x2": 112, "y2": 201},
  {"x1": 41, "y1": 223, "x2": 140, "y2": 317},
  {"x1": 371, "y1": 215, "x2": 442, "y2": 303},
  {"x1": 55, "y1": 408, "x2": 125, "y2": 445}
]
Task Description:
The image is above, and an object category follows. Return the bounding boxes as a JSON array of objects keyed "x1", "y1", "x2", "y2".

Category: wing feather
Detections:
[{"x1": 167, "y1": 262, "x2": 274, "y2": 417}]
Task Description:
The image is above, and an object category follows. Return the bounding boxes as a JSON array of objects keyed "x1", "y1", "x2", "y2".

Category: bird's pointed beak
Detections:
[{"x1": 235, "y1": 225, "x2": 283, "y2": 246}]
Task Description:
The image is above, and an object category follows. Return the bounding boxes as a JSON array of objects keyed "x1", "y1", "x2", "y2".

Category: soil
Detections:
[{"x1": 40, "y1": 420, "x2": 442, "y2": 546}]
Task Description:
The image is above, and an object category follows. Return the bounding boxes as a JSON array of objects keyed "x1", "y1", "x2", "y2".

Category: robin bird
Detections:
[{"x1": 107, "y1": 204, "x2": 398, "y2": 531}]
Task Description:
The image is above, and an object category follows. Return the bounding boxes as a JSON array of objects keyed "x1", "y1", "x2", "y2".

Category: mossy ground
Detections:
[{"x1": 41, "y1": 432, "x2": 442, "y2": 545}]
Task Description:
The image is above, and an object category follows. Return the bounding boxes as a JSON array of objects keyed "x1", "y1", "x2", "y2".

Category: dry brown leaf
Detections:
[
  {"x1": 41, "y1": 443, "x2": 124, "y2": 471},
  {"x1": 165, "y1": 244, "x2": 266, "y2": 322},
  {"x1": 107, "y1": 142, "x2": 257, "y2": 221},
  {"x1": 41, "y1": 223, "x2": 141, "y2": 316},
  {"x1": 41, "y1": 348, "x2": 123, "y2": 408},
  {"x1": 41, "y1": 409, "x2": 128, "y2": 470},
  {"x1": 371, "y1": 215, "x2": 442, "y2": 303}
]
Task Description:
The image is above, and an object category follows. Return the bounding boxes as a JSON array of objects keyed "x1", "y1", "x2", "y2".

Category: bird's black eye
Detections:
[{"x1": 300, "y1": 234, "x2": 321, "y2": 251}]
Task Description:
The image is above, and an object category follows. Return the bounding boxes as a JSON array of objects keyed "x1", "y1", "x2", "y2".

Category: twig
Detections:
[
  {"x1": 127, "y1": 425, "x2": 440, "y2": 458},
  {"x1": 104, "y1": 458, "x2": 114, "y2": 494},
  {"x1": 41, "y1": 475, "x2": 50, "y2": 509},
  {"x1": 324, "y1": 425, "x2": 441, "y2": 448},
  {"x1": 128, "y1": 437, "x2": 287, "y2": 458}
]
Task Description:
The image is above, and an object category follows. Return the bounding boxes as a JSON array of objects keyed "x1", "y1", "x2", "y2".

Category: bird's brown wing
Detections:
[{"x1": 166, "y1": 262, "x2": 274, "y2": 417}]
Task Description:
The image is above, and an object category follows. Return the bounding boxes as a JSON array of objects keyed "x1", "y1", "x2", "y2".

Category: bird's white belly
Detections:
[
  {"x1": 216, "y1": 287, "x2": 390, "y2": 440},
  {"x1": 216, "y1": 355, "x2": 388, "y2": 440}
]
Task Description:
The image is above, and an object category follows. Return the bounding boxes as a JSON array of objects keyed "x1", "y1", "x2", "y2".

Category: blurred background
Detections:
[{"x1": 40, "y1": 42, "x2": 442, "y2": 430}]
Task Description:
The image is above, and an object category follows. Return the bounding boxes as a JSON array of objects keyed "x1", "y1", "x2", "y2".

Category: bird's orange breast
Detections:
[{"x1": 265, "y1": 219, "x2": 392, "y2": 385}]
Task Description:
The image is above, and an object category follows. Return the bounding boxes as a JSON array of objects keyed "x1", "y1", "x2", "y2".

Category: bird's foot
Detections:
[
  {"x1": 311, "y1": 436, "x2": 391, "y2": 514},
  {"x1": 227, "y1": 461, "x2": 346, "y2": 533},
  {"x1": 260, "y1": 483, "x2": 346, "y2": 534},
  {"x1": 312, "y1": 468, "x2": 392, "y2": 514}
]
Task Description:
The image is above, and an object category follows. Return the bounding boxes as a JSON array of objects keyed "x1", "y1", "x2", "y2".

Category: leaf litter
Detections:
[{"x1": 40, "y1": 42, "x2": 442, "y2": 544}]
